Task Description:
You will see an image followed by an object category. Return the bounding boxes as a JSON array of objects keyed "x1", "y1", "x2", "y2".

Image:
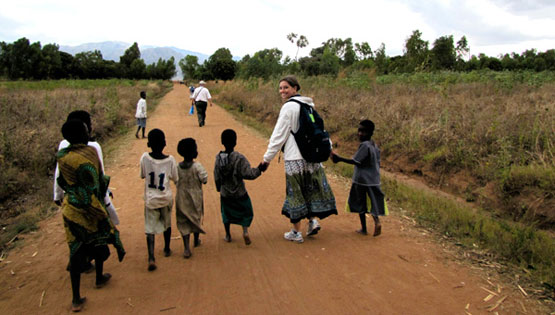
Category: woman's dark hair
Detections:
[
  {"x1": 177, "y1": 138, "x2": 198, "y2": 160},
  {"x1": 279, "y1": 75, "x2": 301, "y2": 91},
  {"x1": 62, "y1": 119, "x2": 89, "y2": 145},
  {"x1": 359, "y1": 119, "x2": 375, "y2": 137}
]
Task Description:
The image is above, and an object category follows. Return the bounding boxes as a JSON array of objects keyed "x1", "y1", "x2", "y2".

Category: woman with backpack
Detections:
[{"x1": 260, "y1": 75, "x2": 337, "y2": 243}]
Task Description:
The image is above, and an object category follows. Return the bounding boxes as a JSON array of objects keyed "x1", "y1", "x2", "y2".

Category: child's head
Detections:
[
  {"x1": 177, "y1": 138, "x2": 198, "y2": 161},
  {"x1": 221, "y1": 129, "x2": 237, "y2": 151},
  {"x1": 358, "y1": 119, "x2": 375, "y2": 141},
  {"x1": 66, "y1": 110, "x2": 92, "y2": 138},
  {"x1": 147, "y1": 129, "x2": 166, "y2": 152},
  {"x1": 62, "y1": 119, "x2": 89, "y2": 145},
  {"x1": 140, "y1": 91, "x2": 146, "y2": 99}
]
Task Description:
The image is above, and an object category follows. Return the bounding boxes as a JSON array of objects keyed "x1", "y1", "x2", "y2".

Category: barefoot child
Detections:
[
  {"x1": 175, "y1": 138, "x2": 208, "y2": 258},
  {"x1": 214, "y1": 129, "x2": 266, "y2": 245},
  {"x1": 57, "y1": 120, "x2": 125, "y2": 312},
  {"x1": 331, "y1": 120, "x2": 385, "y2": 236},
  {"x1": 135, "y1": 91, "x2": 147, "y2": 138},
  {"x1": 140, "y1": 129, "x2": 178, "y2": 271}
]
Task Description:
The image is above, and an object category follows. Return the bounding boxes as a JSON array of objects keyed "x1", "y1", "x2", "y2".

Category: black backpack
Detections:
[{"x1": 288, "y1": 98, "x2": 331, "y2": 163}]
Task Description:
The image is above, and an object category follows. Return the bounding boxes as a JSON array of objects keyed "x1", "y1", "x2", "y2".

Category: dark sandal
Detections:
[
  {"x1": 373, "y1": 224, "x2": 382, "y2": 237},
  {"x1": 243, "y1": 234, "x2": 251, "y2": 245},
  {"x1": 95, "y1": 273, "x2": 112, "y2": 289},
  {"x1": 356, "y1": 229, "x2": 368, "y2": 235},
  {"x1": 71, "y1": 297, "x2": 86, "y2": 312}
]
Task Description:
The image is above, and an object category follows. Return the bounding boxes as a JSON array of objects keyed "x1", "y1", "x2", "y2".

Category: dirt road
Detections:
[{"x1": 0, "y1": 84, "x2": 536, "y2": 314}]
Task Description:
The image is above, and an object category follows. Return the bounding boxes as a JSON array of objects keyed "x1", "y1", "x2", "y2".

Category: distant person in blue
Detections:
[
  {"x1": 189, "y1": 85, "x2": 195, "y2": 103},
  {"x1": 331, "y1": 119, "x2": 385, "y2": 236}
]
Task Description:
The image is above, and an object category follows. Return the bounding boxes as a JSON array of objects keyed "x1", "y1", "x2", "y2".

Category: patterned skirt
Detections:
[{"x1": 282, "y1": 160, "x2": 337, "y2": 223}]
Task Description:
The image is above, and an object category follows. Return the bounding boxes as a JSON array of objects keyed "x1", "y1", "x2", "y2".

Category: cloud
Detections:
[{"x1": 0, "y1": 0, "x2": 553, "y2": 59}]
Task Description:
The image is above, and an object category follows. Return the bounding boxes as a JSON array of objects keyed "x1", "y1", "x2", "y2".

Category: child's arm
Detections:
[
  {"x1": 239, "y1": 155, "x2": 262, "y2": 180},
  {"x1": 331, "y1": 151, "x2": 362, "y2": 167},
  {"x1": 214, "y1": 159, "x2": 221, "y2": 192},
  {"x1": 139, "y1": 154, "x2": 146, "y2": 179},
  {"x1": 195, "y1": 163, "x2": 208, "y2": 185},
  {"x1": 170, "y1": 157, "x2": 179, "y2": 184}
]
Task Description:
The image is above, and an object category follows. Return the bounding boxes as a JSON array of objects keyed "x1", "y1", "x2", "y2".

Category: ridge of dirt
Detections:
[{"x1": 0, "y1": 83, "x2": 549, "y2": 314}]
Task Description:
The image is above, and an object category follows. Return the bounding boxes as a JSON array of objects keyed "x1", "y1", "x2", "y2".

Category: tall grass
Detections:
[
  {"x1": 213, "y1": 73, "x2": 555, "y2": 227},
  {"x1": 0, "y1": 79, "x2": 172, "y2": 245}
]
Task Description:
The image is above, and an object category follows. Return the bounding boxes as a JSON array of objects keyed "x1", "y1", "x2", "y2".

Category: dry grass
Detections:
[
  {"x1": 0, "y1": 79, "x2": 172, "y2": 246},
  {"x1": 213, "y1": 76, "x2": 555, "y2": 227}
]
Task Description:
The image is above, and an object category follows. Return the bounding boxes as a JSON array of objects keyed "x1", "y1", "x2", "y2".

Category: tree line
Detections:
[
  {"x1": 0, "y1": 38, "x2": 176, "y2": 80},
  {"x1": 180, "y1": 30, "x2": 555, "y2": 81},
  {"x1": 2, "y1": 29, "x2": 554, "y2": 82}
]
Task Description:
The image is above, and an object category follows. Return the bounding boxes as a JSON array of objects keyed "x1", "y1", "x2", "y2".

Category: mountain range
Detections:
[{"x1": 59, "y1": 41, "x2": 210, "y2": 79}]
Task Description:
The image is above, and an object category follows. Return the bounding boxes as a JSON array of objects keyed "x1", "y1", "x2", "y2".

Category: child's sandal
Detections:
[
  {"x1": 71, "y1": 297, "x2": 86, "y2": 312},
  {"x1": 373, "y1": 224, "x2": 382, "y2": 237}
]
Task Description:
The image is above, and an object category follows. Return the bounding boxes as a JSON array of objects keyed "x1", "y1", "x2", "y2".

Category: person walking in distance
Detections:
[
  {"x1": 190, "y1": 80, "x2": 213, "y2": 127},
  {"x1": 135, "y1": 91, "x2": 147, "y2": 138}
]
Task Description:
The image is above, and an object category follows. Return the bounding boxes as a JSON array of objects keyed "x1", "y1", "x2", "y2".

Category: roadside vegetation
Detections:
[
  {"x1": 0, "y1": 79, "x2": 172, "y2": 247},
  {"x1": 212, "y1": 72, "x2": 555, "y2": 292}
]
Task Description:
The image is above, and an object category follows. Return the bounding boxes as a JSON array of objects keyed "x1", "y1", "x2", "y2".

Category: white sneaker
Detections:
[
  {"x1": 284, "y1": 230, "x2": 304, "y2": 243},
  {"x1": 307, "y1": 219, "x2": 321, "y2": 236}
]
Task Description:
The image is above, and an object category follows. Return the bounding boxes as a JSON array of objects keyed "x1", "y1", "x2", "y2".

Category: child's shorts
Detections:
[
  {"x1": 144, "y1": 203, "x2": 172, "y2": 234},
  {"x1": 137, "y1": 118, "x2": 147, "y2": 128}
]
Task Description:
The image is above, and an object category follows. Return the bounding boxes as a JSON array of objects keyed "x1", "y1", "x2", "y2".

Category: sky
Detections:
[{"x1": 1, "y1": 0, "x2": 555, "y2": 60}]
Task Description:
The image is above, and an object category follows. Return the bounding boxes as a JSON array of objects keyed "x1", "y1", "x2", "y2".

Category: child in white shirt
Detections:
[{"x1": 140, "y1": 129, "x2": 178, "y2": 271}]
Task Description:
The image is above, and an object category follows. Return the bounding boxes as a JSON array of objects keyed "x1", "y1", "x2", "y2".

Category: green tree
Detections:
[
  {"x1": 287, "y1": 33, "x2": 309, "y2": 61},
  {"x1": 323, "y1": 38, "x2": 356, "y2": 66},
  {"x1": 355, "y1": 42, "x2": 373, "y2": 60},
  {"x1": 75, "y1": 50, "x2": 105, "y2": 79},
  {"x1": 1, "y1": 38, "x2": 43, "y2": 79},
  {"x1": 404, "y1": 30, "x2": 429, "y2": 72},
  {"x1": 374, "y1": 43, "x2": 389, "y2": 74},
  {"x1": 238, "y1": 48, "x2": 283, "y2": 79},
  {"x1": 455, "y1": 36, "x2": 470, "y2": 71},
  {"x1": 179, "y1": 55, "x2": 200, "y2": 80},
  {"x1": 120, "y1": 42, "x2": 141, "y2": 78},
  {"x1": 41, "y1": 44, "x2": 63, "y2": 79},
  {"x1": 431, "y1": 35, "x2": 455, "y2": 70},
  {"x1": 128, "y1": 58, "x2": 146, "y2": 79},
  {"x1": 206, "y1": 48, "x2": 236, "y2": 81}
]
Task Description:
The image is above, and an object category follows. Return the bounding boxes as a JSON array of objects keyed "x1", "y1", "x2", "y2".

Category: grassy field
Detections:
[
  {"x1": 213, "y1": 71, "x2": 555, "y2": 227},
  {"x1": 0, "y1": 79, "x2": 172, "y2": 245},
  {"x1": 211, "y1": 71, "x2": 555, "y2": 292}
]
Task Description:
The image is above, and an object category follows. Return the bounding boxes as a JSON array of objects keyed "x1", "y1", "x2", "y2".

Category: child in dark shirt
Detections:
[
  {"x1": 214, "y1": 129, "x2": 266, "y2": 245},
  {"x1": 331, "y1": 120, "x2": 385, "y2": 236}
]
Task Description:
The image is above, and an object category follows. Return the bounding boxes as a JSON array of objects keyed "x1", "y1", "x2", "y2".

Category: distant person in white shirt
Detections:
[
  {"x1": 140, "y1": 129, "x2": 179, "y2": 271},
  {"x1": 135, "y1": 91, "x2": 147, "y2": 138},
  {"x1": 190, "y1": 80, "x2": 213, "y2": 127}
]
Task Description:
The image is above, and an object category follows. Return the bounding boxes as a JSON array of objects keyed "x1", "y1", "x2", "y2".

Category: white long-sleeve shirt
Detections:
[
  {"x1": 263, "y1": 96, "x2": 315, "y2": 163},
  {"x1": 135, "y1": 98, "x2": 147, "y2": 118}
]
